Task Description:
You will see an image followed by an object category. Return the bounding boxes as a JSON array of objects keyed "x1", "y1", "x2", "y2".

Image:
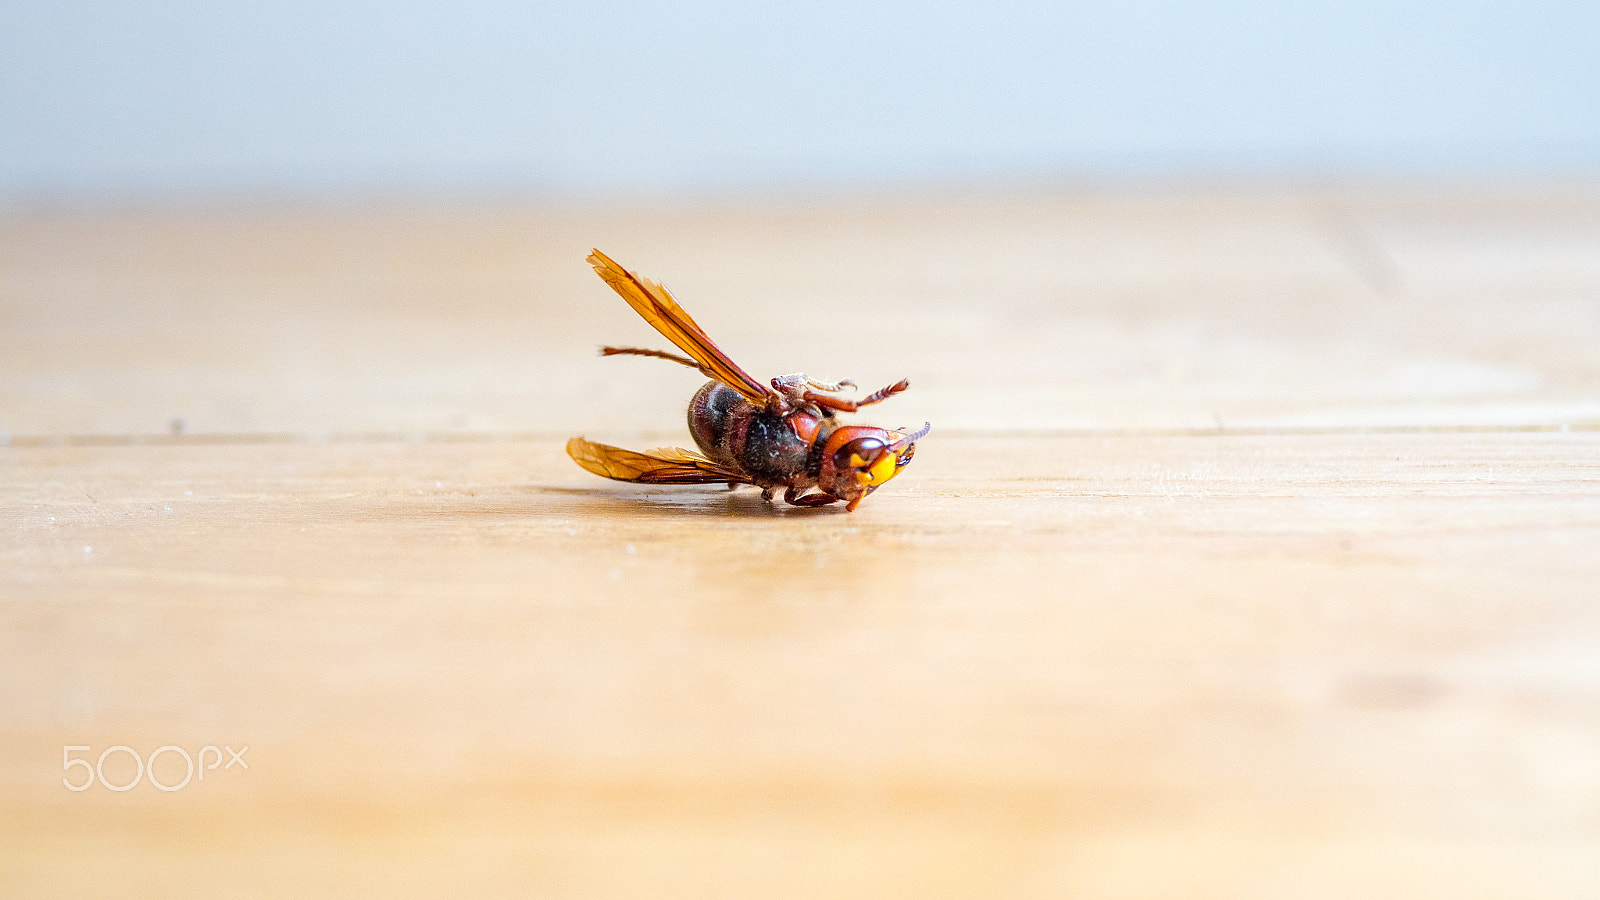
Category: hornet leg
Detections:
[
  {"x1": 802, "y1": 378, "x2": 909, "y2": 412},
  {"x1": 805, "y1": 377, "x2": 855, "y2": 392},
  {"x1": 600, "y1": 346, "x2": 714, "y2": 378},
  {"x1": 784, "y1": 485, "x2": 842, "y2": 507}
]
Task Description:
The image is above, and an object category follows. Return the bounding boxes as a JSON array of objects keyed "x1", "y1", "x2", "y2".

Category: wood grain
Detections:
[{"x1": 3, "y1": 182, "x2": 1599, "y2": 898}]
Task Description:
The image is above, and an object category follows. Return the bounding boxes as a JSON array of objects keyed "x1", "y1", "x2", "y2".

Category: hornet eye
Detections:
[{"x1": 833, "y1": 437, "x2": 886, "y2": 473}]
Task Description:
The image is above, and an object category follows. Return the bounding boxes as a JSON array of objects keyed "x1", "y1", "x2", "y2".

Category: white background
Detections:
[{"x1": 2, "y1": 0, "x2": 1597, "y2": 203}]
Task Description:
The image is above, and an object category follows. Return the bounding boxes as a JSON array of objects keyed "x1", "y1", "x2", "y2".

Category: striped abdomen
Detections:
[{"x1": 687, "y1": 381, "x2": 817, "y2": 484}]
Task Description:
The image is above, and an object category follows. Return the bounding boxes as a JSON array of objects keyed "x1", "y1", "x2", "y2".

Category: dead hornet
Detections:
[{"x1": 567, "y1": 249, "x2": 929, "y2": 510}]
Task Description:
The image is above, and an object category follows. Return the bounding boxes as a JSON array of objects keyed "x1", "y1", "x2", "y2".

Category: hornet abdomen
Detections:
[{"x1": 688, "y1": 380, "x2": 815, "y2": 484}]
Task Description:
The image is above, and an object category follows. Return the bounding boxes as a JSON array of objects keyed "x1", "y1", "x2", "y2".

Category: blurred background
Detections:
[
  {"x1": 3, "y1": 0, "x2": 1597, "y2": 204},
  {"x1": 6, "y1": 5, "x2": 1600, "y2": 898}
]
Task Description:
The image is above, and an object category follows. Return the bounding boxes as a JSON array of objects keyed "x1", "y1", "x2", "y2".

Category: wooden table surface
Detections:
[{"x1": 3, "y1": 183, "x2": 1599, "y2": 898}]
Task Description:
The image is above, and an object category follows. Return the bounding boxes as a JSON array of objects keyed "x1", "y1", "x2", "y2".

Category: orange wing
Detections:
[
  {"x1": 566, "y1": 437, "x2": 750, "y2": 485},
  {"x1": 587, "y1": 249, "x2": 776, "y2": 406}
]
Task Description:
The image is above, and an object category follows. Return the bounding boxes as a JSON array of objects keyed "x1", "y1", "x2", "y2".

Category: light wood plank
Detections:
[{"x1": 2, "y1": 183, "x2": 1599, "y2": 898}]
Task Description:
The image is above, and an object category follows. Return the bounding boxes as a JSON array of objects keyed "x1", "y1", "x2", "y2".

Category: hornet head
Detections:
[{"x1": 818, "y1": 422, "x2": 931, "y2": 511}]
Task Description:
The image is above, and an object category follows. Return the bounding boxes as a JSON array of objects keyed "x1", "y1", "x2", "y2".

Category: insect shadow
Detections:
[{"x1": 523, "y1": 484, "x2": 848, "y2": 518}]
